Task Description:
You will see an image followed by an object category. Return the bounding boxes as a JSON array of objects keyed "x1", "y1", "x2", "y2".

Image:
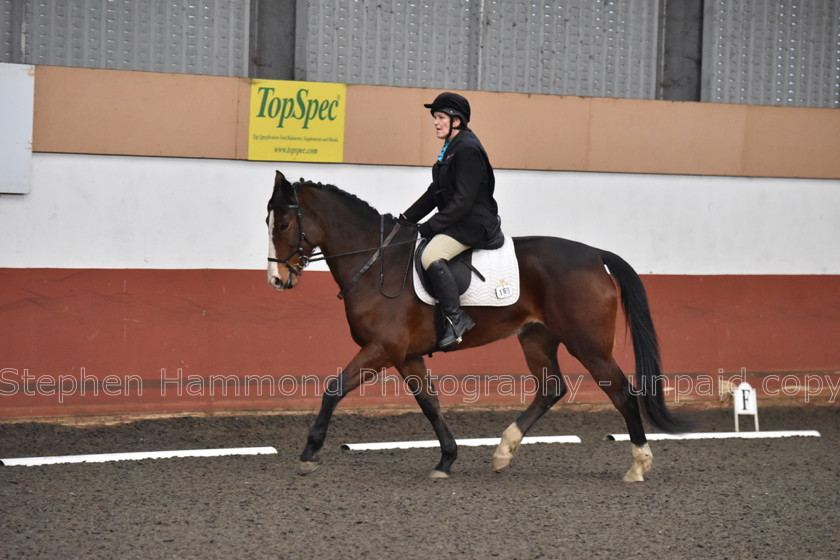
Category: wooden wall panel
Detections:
[
  {"x1": 30, "y1": 66, "x2": 840, "y2": 178},
  {"x1": 33, "y1": 66, "x2": 250, "y2": 160},
  {"x1": 742, "y1": 105, "x2": 840, "y2": 179}
]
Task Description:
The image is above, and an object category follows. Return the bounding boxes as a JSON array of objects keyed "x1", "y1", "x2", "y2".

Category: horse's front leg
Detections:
[
  {"x1": 299, "y1": 344, "x2": 388, "y2": 474},
  {"x1": 396, "y1": 356, "x2": 457, "y2": 478}
]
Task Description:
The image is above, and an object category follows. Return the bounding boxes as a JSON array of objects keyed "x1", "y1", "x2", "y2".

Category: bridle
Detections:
[
  {"x1": 267, "y1": 182, "x2": 416, "y2": 298},
  {"x1": 267, "y1": 192, "x2": 312, "y2": 289}
]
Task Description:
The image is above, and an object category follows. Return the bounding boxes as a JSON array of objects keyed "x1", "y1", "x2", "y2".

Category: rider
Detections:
[{"x1": 400, "y1": 92, "x2": 504, "y2": 349}]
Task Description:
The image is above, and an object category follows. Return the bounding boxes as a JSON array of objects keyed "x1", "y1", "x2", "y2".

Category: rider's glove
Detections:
[{"x1": 418, "y1": 222, "x2": 433, "y2": 239}]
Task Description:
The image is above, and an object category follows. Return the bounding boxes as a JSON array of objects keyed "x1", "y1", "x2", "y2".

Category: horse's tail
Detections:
[{"x1": 599, "y1": 250, "x2": 691, "y2": 434}]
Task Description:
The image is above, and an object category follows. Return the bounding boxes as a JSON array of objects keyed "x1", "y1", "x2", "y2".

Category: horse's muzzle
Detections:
[
  {"x1": 269, "y1": 273, "x2": 295, "y2": 291},
  {"x1": 270, "y1": 275, "x2": 286, "y2": 290},
  {"x1": 267, "y1": 265, "x2": 300, "y2": 291}
]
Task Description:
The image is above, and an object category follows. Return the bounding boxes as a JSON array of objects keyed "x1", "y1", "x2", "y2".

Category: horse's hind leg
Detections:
[
  {"x1": 299, "y1": 344, "x2": 388, "y2": 474},
  {"x1": 396, "y1": 356, "x2": 458, "y2": 478},
  {"x1": 492, "y1": 323, "x2": 566, "y2": 472},
  {"x1": 575, "y1": 351, "x2": 652, "y2": 482}
]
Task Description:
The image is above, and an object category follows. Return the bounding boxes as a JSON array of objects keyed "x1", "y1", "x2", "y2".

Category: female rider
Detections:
[{"x1": 401, "y1": 92, "x2": 504, "y2": 349}]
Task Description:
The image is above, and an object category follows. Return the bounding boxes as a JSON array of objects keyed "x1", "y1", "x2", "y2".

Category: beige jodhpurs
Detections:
[{"x1": 421, "y1": 234, "x2": 470, "y2": 270}]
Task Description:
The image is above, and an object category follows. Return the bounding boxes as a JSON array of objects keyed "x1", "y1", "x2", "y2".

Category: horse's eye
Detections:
[{"x1": 278, "y1": 222, "x2": 290, "y2": 231}]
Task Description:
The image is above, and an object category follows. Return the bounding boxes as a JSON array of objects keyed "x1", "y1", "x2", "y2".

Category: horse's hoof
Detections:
[
  {"x1": 622, "y1": 470, "x2": 645, "y2": 482},
  {"x1": 491, "y1": 455, "x2": 511, "y2": 472},
  {"x1": 298, "y1": 461, "x2": 320, "y2": 475},
  {"x1": 429, "y1": 469, "x2": 450, "y2": 479},
  {"x1": 492, "y1": 423, "x2": 522, "y2": 472},
  {"x1": 622, "y1": 443, "x2": 652, "y2": 482}
]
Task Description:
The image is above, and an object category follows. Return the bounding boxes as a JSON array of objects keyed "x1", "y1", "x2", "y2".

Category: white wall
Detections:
[
  {"x1": 0, "y1": 64, "x2": 34, "y2": 194},
  {"x1": 1, "y1": 152, "x2": 837, "y2": 274}
]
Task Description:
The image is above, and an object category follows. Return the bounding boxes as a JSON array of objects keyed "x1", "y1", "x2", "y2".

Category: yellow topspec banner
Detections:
[{"x1": 248, "y1": 79, "x2": 346, "y2": 162}]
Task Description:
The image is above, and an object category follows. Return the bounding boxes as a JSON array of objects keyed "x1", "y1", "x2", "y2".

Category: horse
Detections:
[{"x1": 266, "y1": 171, "x2": 688, "y2": 481}]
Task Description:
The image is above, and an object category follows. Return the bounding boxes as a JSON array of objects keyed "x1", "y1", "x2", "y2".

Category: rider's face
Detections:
[{"x1": 432, "y1": 112, "x2": 460, "y2": 139}]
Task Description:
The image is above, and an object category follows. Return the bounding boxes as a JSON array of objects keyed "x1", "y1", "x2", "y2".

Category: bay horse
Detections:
[{"x1": 266, "y1": 171, "x2": 688, "y2": 481}]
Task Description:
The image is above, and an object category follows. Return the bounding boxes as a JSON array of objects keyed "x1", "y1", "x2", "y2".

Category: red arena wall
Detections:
[{"x1": 2, "y1": 269, "x2": 838, "y2": 418}]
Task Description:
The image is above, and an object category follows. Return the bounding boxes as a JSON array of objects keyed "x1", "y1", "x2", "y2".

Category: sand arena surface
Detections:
[{"x1": 1, "y1": 404, "x2": 838, "y2": 559}]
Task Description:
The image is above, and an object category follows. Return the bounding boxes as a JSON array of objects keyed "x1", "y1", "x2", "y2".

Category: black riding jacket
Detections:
[{"x1": 403, "y1": 129, "x2": 501, "y2": 248}]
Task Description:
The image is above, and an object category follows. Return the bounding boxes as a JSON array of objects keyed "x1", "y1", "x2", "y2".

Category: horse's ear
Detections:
[{"x1": 274, "y1": 170, "x2": 296, "y2": 204}]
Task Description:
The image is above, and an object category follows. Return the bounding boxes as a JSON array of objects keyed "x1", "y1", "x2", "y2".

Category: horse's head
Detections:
[{"x1": 266, "y1": 171, "x2": 312, "y2": 291}]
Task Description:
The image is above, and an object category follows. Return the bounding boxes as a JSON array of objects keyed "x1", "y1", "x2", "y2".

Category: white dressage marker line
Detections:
[
  {"x1": 340, "y1": 435, "x2": 581, "y2": 451},
  {"x1": 605, "y1": 430, "x2": 820, "y2": 441},
  {"x1": 0, "y1": 446, "x2": 278, "y2": 467}
]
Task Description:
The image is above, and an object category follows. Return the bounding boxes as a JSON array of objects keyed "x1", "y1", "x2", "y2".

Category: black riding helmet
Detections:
[{"x1": 424, "y1": 92, "x2": 470, "y2": 130}]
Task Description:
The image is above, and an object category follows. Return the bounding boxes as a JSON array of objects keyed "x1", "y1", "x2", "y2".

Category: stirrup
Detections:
[
  {"x1": 439, "y1": 313, "x2": 475, "y2": 349},
  {"x1": 440, "y1": 320, "x2": 463, "y2": 348}
]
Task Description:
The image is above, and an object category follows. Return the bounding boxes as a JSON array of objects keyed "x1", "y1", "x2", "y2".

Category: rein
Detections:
[{"x1": 268, "y1": 186, "x2": 416, "y2": 299}]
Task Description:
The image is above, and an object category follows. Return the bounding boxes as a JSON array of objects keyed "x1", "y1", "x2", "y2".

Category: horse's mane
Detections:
[{"x1": 294, "y1": 178, "x2": 383, "y2": 219}]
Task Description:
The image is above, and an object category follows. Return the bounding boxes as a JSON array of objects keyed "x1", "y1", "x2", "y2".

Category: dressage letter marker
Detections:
[
  {"x1": 735, "y1": 381, "x2": 760, "y2": 432},
  {"x1": 0, "y1": 446, "x2": 278, "y2": 467},
  {"x1": 340, "y1": 435, "x2": 580, "y2": 451}
]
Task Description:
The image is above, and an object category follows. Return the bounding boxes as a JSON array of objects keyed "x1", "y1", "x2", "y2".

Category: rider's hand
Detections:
[{"x1": 418, "y1": 222, "x2": 433, "y2": 239}]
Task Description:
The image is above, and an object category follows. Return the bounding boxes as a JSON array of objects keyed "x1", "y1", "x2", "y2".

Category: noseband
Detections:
[{"x1": 267, "y1": 195, "x2": 313, "y2": 286}]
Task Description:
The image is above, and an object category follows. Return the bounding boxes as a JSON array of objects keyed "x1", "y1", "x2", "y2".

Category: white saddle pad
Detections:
[{"x1": 413, "y1": 236, "x2": 520, "y2": 307}]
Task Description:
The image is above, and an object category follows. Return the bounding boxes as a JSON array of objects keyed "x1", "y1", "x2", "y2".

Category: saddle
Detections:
[
  {"x1": 414, "y1": 219, "x2": 506, "y2": 297},
  {"x1": 413, "y1": 232, "x2": 520, "y2": 309}
]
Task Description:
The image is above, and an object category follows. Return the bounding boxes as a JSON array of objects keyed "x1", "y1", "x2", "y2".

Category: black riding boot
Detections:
[{"x1": 427, "y1": 259, "x2": 475, "y2": 349}]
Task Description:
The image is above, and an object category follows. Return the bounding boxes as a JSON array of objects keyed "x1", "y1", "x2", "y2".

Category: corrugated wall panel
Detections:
[
  {"x1": 703, "y1": 0, "x2": 840, "y2": 107},
  {"x1": 6, "y1": 1, "x2": 840, "y2": 106},
  {"x1": 298, "y1": 0, "x2": 659, "y2": 98},
  {"x1": 297, "y1": 0, "x2": 477, "y2": 90},
  {"x1": 1, "y1": 1, "x2": 13, "y2": 61},
  {"x1": 480, "y1": 0, "x2": 660, "y2": 98},
  {"x1": 9, "y1": 0, "x2": 249, "y2": 76}
]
